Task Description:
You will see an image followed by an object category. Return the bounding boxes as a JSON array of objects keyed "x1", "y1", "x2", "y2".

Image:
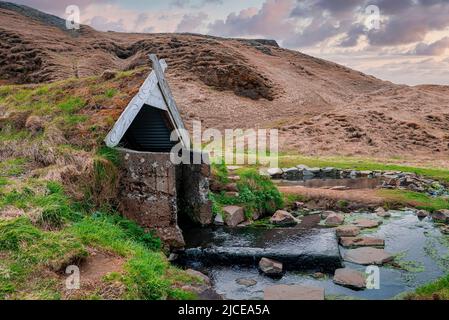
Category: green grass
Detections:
[
  {"x1": 104, "y1": 88, "x2": 118, "y2": 98},
  {"x1": 211, "y1": 161, "x2": 229, "y2": 184},
  {"x1": 57, "y1": 97, "x2": 86, "y2": 114},
  {"x1": 0, "y1": 158, "x2": 28, "y2": 177},
  {"x1": 379, "y1": 189, "x2": 449, "y2": 212},
  {"x1": 0, "y1": 181, "x2": 198, "y2": 300},
  {"x1": 0, "y1": 128, "x2": 31, "y2": 143},
  {"x1": 210, "y1": 166, "x2": 283, "y2": 219},
  {"x1": 406, "y1": 274, "x2": 449, "y2": 300},
  {"x1": 63, "y1": 114, "x2": 88, "y2": 125}
]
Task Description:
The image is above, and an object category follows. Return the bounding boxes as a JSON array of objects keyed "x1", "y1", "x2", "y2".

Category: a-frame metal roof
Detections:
[{"x1": 104, "y1": 54, "x2": 189, "y2": 150}]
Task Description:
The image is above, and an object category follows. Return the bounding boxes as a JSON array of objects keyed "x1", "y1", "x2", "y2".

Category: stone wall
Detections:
[
  {"x1": 116, "y1": 148, "x2": 213, "y2": 249},
  {"x1": 116, "y1": 148, "x2": 185, "y2": 249},
  {"x1": 177, "y1": 161, "x2": 213, "y2": 226}
]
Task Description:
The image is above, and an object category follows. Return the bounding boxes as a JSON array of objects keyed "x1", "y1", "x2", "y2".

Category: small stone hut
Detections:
[{"x1": 105, "y1": 55, "x2": 212, "y2": 249}]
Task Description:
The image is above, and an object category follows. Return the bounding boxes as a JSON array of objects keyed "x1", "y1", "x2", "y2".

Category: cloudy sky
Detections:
[{"x1": 10, "y1": 0, "x2": 449, "y2": 85}]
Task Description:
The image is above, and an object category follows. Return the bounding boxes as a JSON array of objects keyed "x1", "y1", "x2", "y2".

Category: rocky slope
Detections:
[{"x1": 1, "y1": 1, "x2": 449, "y2": 159}]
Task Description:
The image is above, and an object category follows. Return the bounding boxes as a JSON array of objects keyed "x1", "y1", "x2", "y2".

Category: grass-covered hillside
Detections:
[{"x1": 0, "y1": 69, "x2": 205, "y2": 300}]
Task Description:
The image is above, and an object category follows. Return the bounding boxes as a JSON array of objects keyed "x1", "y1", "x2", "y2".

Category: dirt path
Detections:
[{"x1": 280, "y1": 186, "x2": 387, "y2": 209}]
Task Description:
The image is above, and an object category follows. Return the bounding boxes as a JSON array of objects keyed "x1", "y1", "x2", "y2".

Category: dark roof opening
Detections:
[{"x1": 120, "y1": 104, "x2": 177, "y2": 152}]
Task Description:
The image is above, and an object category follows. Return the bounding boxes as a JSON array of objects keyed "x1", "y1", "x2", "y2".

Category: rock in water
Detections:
[
  {"x1": 283, "y1": 167, "x2": 301, "y2": 180},
  {"x1": 186, "y1": 269, "x2": 211, "y2": 285},
  {"x1": 339, "y1": 237, "x2": 385, "y2": 248},
  {"x1": 431, "y1": 210, "x2": 449, "y2": 223},
  {"x1": 416, "y1": 210, "x2": 429, "y2": 218},
  {"x1": 324, "y1": 213, "x2": 345, "y2": 226},
  {"x1": 223, "y1": 206, "x2": 245, "y2": 227},
  {"x1": 321, "y1": 211, "x2": 337, "y2": 219},
  {"x1": 375, "y1": 207, "x2": 391, "y2": 218},
  {"x1": 259, "y1": 258, "x2": 283, "y2": 277},
  {"x1": 236, "y1": 278, "x2": 257, "y2": 287},
  {"x1": 336, "y1": 225, "x2": 361, "y2": 237},
  {"x1": 267, "y1": 168, "x2": 283, "y2": 178},
  {"x1": 344, "y1": 247, "x2": 393, "y2": 265},
  {"x1": 333, "y1": 268, "x2": 366, "y2": 290},
  {"x1": 270, "y1": 210, "x2": 300, "y2": 227},
  {"x1": 352, "y1": 218, "x2": 382, "y2": 229},
  {"x1": 264, "y1": 285, "x2": 325, "y2": 300}
]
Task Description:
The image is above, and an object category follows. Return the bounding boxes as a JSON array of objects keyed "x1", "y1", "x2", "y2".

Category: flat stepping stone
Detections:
[
  {"x1": 333, "y1": 268, "x2": 366, "y2": 290},
  {"x1": 236, "y1": 278, "x2": 257, "y2": 287},
  {"x1": 352, "y1": 218, "x2": 382, "y2": 229},
  {"x1": 340, "y1": 237, "x2": 385, "y2": 248},
  {"x1": 336, "y1": 226, "x2": 361, "y2": 237},
  {"x1": 264, "y1": 285, "x2": 324, "y2": 300},
  {"x1": 344, "y1": 247, "x2": 393, "y2": 265},
  {"x1": 324, "y1": 213, "x2": 345, "y2": 227}
]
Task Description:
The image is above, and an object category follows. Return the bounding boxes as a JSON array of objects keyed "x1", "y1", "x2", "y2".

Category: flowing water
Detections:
[{"x1": 179, "y1": 210, "x2": 449, "y2": 300}]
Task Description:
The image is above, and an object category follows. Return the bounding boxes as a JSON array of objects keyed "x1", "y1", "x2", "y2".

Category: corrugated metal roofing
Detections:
[{"x1": 120, "y1": 104, "x2": 177, "y2": 152}]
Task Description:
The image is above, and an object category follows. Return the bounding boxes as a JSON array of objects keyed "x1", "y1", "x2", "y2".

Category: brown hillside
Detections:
[{"x1": 1, "y1": 2, "x2": 449, "y2": 159}]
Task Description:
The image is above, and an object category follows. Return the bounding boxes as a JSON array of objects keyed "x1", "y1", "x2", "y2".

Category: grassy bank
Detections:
[
  {"x1": 0, "y1": 180, "x2": 200, "y2": 300},
  {"x1": 378, "y1": 189, "x2": 449, "y2": 212}
]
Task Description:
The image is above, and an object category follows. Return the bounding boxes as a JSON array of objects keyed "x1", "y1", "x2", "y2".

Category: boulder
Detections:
[
  {"x1": 270, "y1": 210, "x2": 300, "y2": 227},
  {"x1": 431, "y1": 210, "x2": 449, "y2": 223},
  {"x1": 336, "y1": 225, "x2": 361, "y2": 237},
  {"x1": 293, "y1": 202, "x2": 306, "y2": 210},
  {"x1": 339, "y1": 236, "x2": 385, "y2": 248},
  {"x1": 344, "y1": 247, "x2": 394, "y2": 265},
  {"x1": 283, "y1": 167, "x2": 301, "y2": 180},
  {"x1": 441, "y1": 226, "x2": 449, "y2": 235},
  {"x1": 375, "y1": 207, "x2": 391, "y2": 218},
  {"x1": 321, "y1": 211, "x2": 337, "y2": 219},
  {"x1": 322, "y1": 167, "x2": 337, "y2": 178},
  {"x1": 360, "y1": 171, "x2": 373, "y2": 177},
  {"x1": 352, "y1": 218, "x2": 382, "y2": 229},
  {"x1": 333, "y1": 268, "x2": 366, "y2": 290},
  {"x1": 236, "y1": 278, "x2": 257, "y2": 287},
  {"x1": 223, "y1": 206, "x2": 245, "y2": 227},
  {"x1": 324, "y1": 213, "x2": 345, "y2": 226},
  {"x1": 350, "y1": 171, "x2": 361, "y2": 178},
  {"x1": 267, "y1": 168, "x2": 283, "y2": 179},
  {"x1": 416, "y1": 210, "x2": 429, "y2": 218},
  {"x1": 186, "y1": 269, "x2": 211, "y2": 285},
  {"x1": 259, "y1": 258, "x2": 283, "y2": 276},
  {"x1": 264, "y1": 285, "x2": 324, "y2": 300}
]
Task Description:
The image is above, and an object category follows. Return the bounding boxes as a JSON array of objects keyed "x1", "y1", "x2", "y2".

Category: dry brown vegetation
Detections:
[{"x1": 2, "y1": 4, "x2": 449, "y2": 161}]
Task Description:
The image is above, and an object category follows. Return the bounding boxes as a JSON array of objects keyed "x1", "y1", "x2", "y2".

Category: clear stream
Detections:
[{"x1": 181, "y1": 211, "x2": 449, "y2": 300}]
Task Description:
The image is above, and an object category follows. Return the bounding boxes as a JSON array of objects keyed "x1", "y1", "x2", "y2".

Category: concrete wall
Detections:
[
  {"x1": 117, "y1": 148, "x2": 185, "y2": 248},
  {"x1": 116, "y1": 148, "x2": 213, "y2": 249},
  {"x1": 177, "y1": 162, "x2": 213, "y2": 226}
]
